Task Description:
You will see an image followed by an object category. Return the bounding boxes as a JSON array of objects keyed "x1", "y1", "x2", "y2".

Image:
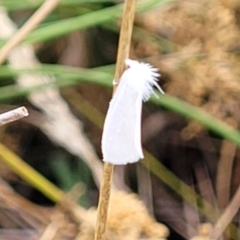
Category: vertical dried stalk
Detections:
[
  {"x1": 210, "y1": 185, "x2": 240, "y2": 239},
  {"x1": 94, "y1": 163, "x2": 114, "y2": 240},
  {"x1": 94, "y1": 1, "x2": 136, "y2": 240},
  {"x1": 216, "y1": 140, "x2": 236, "y2": 209},
  {"x1": 113, "y1": 0, "x2": 137, "y2": 89}
]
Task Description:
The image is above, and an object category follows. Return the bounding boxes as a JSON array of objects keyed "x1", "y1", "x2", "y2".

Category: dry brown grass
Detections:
[{"x1": 135, "y1": 0, "x2": 240, "y2": 136}]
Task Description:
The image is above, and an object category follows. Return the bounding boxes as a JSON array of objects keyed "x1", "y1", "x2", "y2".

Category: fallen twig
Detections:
[{"x1": 0, "y1": 106, "x2": 28, "y2": 126}]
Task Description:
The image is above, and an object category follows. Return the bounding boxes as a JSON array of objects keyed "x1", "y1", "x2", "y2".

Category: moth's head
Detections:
[
  {"x1": 125, "y1": 59, "x2": 139, "y2": 68},
  {"x1": 125, "y1": 58, "x2": 160, "y2": 80}
]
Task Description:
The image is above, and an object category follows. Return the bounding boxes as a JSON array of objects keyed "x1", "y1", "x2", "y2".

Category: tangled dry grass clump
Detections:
[
  {"x1": 0, "y1": 188, "x2": 169, "y2": 240},
  {"x1": 0, "y1": 184, "x2": 169, "y2": 240},
  {"x1": 78, "y1": 191, "x2": 169, "y2": 240},
  {"x1": 136, "y1": 0, "x2": 240, "y2": 135}
]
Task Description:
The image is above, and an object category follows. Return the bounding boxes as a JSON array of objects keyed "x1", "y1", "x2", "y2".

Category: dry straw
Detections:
[
  {"x1": 0, "y1": 0, "x2": 60, "y2": 65},
  {"x1": 0, "y1": 106, "x2": 28, "y2": 126},
  {"x1": 94, "y1": 0, "x2": 136, "y2": 240}
]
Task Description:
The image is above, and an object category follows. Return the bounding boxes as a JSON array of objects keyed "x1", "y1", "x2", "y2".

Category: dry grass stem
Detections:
[
  {"x1": 94, "y1": 0, "x2": 136, "y2": 240},
  {"x1": 0, "y1": 0, "x2": 60, "y2": 65},
  {"x1": 210, "y1": 185, "x2": 240, "y2": 239},
  {"x1": 38, "y1": 214, "x2": 64, "y2": 240},
  {"x1": 38, "y1": 223, "x2": 58, "y2": 240},
  {"x1": 113, "y1": 0, "x2": 137, "y2": 87},
  {"x1": 216, "y1": 140, "x2": 236, "y2": 209},
  {"x1": 0, "y1": 106, "x2": 28, "y2": 126},
  {"x1": 94, "y1": 163, "x2": 113, "y2": 240}
]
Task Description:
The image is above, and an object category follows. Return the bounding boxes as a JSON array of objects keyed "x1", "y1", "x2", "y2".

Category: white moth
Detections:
[{"x1": 101, "y1": 59, "x2": 164, "y2": 165}]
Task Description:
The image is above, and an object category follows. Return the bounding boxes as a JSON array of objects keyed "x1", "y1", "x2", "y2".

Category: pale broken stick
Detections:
[{"x1": 0, "y1": 107, "x2": 29, "y2": 126}]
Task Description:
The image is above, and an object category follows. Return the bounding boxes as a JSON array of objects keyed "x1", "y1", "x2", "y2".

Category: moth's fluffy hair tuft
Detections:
[{"x1": 125, "y1": 59, "x2": 164, "y2": 101}]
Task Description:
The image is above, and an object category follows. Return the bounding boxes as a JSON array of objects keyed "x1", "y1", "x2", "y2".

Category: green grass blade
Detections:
[
  {"x1": 1, "y1": 0, "x2": 115, "y2": 11},
  {"x1": 151, "y1": 94, "x2": 240, "y2": 146},
  {"x1": 23, "y1": 0, "x2": 174, "y2": 43},
  {"x1": 0, "y1": 143, "x2": 63, "y2": 202},
  {"x1": 1, "y1": 64, "x2": 239, "y2": 147}
]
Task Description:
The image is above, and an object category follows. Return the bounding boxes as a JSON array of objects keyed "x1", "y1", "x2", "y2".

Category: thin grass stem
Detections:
[
  {"x1": 94, "y1": 0, "x2": 136, "y2": 239},
  {"x1": 0, "y1": 0, "x2": 60, "y2": 64}
]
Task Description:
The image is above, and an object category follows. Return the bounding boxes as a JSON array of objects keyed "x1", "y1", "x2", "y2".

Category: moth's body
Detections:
[{"x1": 101, "y1": 59, "x2": 163, "y2": 165}]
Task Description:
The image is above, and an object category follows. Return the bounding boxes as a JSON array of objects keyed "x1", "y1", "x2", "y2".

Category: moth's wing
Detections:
[
  {"x1": 134, "y1": 93, "x2": 143, "y2": 159},
  {"x1": 101, "y1": 80, "x2": 143, "y2": 165}
]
